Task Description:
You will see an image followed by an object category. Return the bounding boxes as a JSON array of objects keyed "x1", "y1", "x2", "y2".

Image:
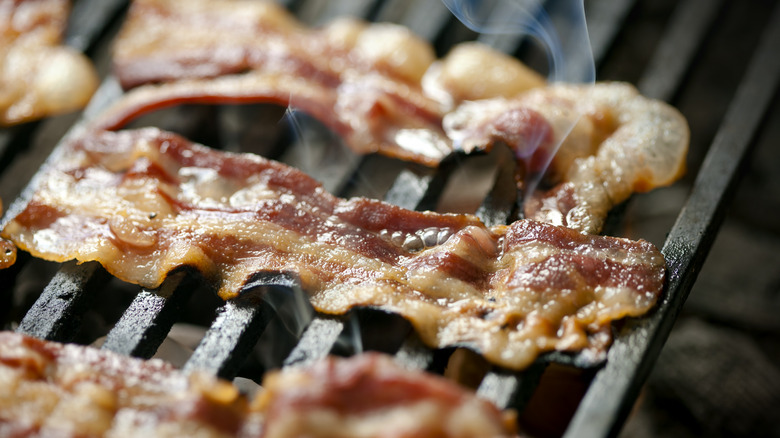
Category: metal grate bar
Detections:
[
  {"x1": 183, "y1": 299, "x2": 273, "y2": 379},
  {"x1": 65, "y1": 0, "x2": 129, "y2": 52},
  {"x1": 16, "y1": 261, "x2": 111, "y2": 342},
  {"x1": 296, "y1": 0, "x2": 378, "y2": 25},
  {"x1": 373, "y1": 0, "x2": 452, "y2": 42},
  {"x1": 283, "y1": 316, "x2": 345, "y2": 368},
  {"x1": 475, "y1": 145, "x2": 518, "y2": 226},
  {"x1": 100, "y1": 270, "x2": 196, "y2": 359},
  {"x1": 393, "y1": 332, "x2": 434, "y2": 370},
  {"x1": 384, "y1": 155, "x2": 463, "y2": 211},
  {"x1": 585, "y1": 0, "x2": 637, "y2": 66},
  {"x1": 477, "y1": 362, "x2": 548, "y2": 410},
  {"x1": 476, "y1": 0, "x2": 534, "y2": 55},
  {"x1": 565, "y1": 4, "x2": 780, "y2": 436},
  {"x1": 637, "y1": 0, "x2": 725, "y2": 101},
  {"x1": 182, "y1": 274, "x2": 300, "y2": 379}
]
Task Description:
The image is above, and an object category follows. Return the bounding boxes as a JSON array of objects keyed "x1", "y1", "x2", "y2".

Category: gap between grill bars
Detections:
[{"x1": 2, "y1": 0, "x2": 777, "y2": 436}]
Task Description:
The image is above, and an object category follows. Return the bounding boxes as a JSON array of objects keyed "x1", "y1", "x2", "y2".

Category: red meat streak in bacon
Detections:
[
  {"x1": 257, "y1": 353, "x2": 517, "y2": 437},
  {"x1": 2, "y1": 129, "x2": 665, "y2": 370}
]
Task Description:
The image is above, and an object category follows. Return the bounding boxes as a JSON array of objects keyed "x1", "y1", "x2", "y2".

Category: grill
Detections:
[{"x1": 2, "y1": 0, "x2": 779, "y2": 436}]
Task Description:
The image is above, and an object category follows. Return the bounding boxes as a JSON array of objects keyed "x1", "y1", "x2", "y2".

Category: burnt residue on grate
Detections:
[{"x1": 1, "y1": 0, "x2": 779, "y2": 437}]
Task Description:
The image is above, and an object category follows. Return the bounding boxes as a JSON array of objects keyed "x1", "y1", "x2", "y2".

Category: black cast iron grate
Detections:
[{"x1": 1, "y1": 0, "x2": 779, "y2": 436}]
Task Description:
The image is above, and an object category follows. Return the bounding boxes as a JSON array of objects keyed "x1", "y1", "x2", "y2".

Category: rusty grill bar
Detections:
[{"x1": 2, "y1": 0, "x2": 779, "y2": 436}]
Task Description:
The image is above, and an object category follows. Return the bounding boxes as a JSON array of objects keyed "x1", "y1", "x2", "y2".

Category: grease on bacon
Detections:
[
  {"x1": 0, "y1": 332, "x2": 517, "y2": 437},
  {"x1": 0, "y1": 0, "x2": 98, "y2": 126},
  {"x1": 2, "y1": 129, "x2": 665, "y2": 370}
]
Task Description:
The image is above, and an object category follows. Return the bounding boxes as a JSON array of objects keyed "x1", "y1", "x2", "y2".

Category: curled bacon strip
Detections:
[
  {"x1": 2, "y1": 128, "x2": 665, "y2": 370},
  {"x1": 0, "y1": 0, "x2": 98, "y2": 126},
  {"x1": 446, "y1": 82, "x2": 690, "y2": 233}
]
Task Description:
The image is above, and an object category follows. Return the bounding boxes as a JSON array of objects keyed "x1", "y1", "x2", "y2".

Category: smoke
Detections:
[
  {"x1": 442, "y1": 0, "x2": 596, "y2": 202},
  {"x1": 441, "y1": 0, "x2": 594, "y2": 84}
]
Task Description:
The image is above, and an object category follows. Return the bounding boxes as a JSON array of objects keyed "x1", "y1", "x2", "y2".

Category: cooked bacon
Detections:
[
  {"x1": 0, "y1": 0, "x2": 98, "y2": 126},
  {"x1": 445, "y1": 82, "x2": 689, "y2": 233},
  {"x1": 100, "y1": 0, "x2": 456, "y2": 166},
  {"x1": 2, "y1": 128, "x2": 665, "y2": 370},
  {"x1": 0, "y1": 332, "x2": 517, "y2": 437},
  {"x1": 255, "y1": 352, "x2": 517, "y2": 438}
]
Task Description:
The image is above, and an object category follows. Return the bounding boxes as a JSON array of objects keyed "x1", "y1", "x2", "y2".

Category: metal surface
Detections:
[
  {"x1": 100, "y1": 270, "x2": 196, "y2": 359},
  {"x1": 16, "y1": 261, "x2": 110, "y2": 342}
]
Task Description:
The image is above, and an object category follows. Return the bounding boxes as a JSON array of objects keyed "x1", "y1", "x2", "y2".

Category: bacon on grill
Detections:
[
  {"x1": 445, "y1": 82, "x2": 689, "y2": 233},
  {"x1": 0, "y1": 332, "x2": 517, "y2": 437},
  {"x1": 2, "y1": 128, "x2": 666, "y2": 370},
  {"x1": 0, "y1": 0, "x2": 98, "y2": 126}
]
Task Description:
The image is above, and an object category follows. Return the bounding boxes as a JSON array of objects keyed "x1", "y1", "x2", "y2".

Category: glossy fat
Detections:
[{"x1": 2, "y1": 128, "x2": 666, "y2": 370}]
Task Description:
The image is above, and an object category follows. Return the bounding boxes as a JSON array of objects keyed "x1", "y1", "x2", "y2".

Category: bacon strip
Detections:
[
  {"x1": 0, "y1": 332, "x2": 516, "y2": 437},
  {"x1": 0, "y1": 0, "x2": 98, "y2": 126},
  {"x1": 2, "y1": 128, "x2": 665, "y2": 370},
  {"x1": 446, "y1": 82, "x2": 690, "y2": 233},
  {"x1": 100, "y1": 0, "x2": 459, "y2": 166}
]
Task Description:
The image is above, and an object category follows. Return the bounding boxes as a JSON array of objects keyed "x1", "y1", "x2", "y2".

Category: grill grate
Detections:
[{"x1": 1, "y1": 0, "x2": 778, "y2": 436}]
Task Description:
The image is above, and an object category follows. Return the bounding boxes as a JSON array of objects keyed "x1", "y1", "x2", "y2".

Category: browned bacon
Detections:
[
  {"x1": 1, "y1": 128, "x2": 665, "y2": 370},
  {"x1": 0, "y1": 332, "x2": 517, "y2": 437},
  {"x1": 0, "y1": 0, "x2": 98, "y2": 126},
  {"x1": 101, "y1": 0, "x2": 464, "y2": 166}
]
